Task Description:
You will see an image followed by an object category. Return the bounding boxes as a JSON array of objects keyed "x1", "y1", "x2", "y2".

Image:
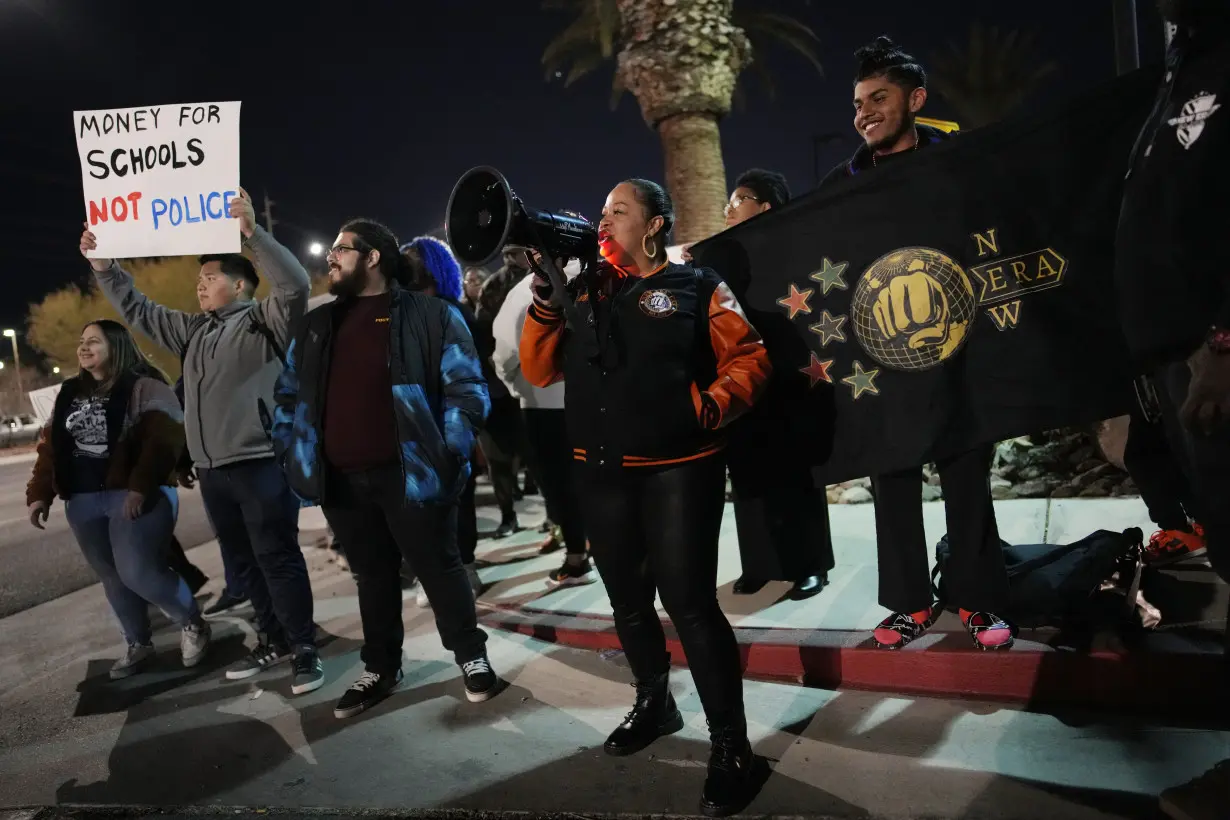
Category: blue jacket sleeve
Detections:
[
  {"x1": 439, "y1": 302, "x2": 490, "y2": 458},
  {"x1": 271, "y1": 335, "x2": 299, "y2": 465}
]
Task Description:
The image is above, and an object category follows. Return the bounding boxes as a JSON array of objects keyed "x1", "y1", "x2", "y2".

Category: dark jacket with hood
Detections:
[
  {"x1": 1116, "y1": 16, "x2": 1230, "y2": 366},
  {"x1": 820, "y1": 123, "x2": 952, "y2": 188}
]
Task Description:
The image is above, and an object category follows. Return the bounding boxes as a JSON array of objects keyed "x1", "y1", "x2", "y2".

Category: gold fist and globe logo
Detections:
[{"x1": 851, "y1": 247, "x2": 976, "y2": 372}]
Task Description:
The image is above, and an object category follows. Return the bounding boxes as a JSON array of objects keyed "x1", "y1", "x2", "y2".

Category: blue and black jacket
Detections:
[{"x1": 272, "y1": 284, "x2": 490, "y2": 506}]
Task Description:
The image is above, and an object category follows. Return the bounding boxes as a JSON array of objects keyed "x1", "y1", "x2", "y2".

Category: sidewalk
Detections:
[{"x1": 0, "y1": 495, "x2": 1226, "y2": 819}]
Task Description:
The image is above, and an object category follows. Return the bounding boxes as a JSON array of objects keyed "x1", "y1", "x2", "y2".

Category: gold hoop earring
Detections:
[{"x1": 642, "y1": 234, "x2": 657, "y2": 259}]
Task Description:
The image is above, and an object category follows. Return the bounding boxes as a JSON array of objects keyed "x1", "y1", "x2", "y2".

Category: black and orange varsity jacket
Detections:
[{"x1": 520, "y1": 261, "x2": 771, "y2": 469}]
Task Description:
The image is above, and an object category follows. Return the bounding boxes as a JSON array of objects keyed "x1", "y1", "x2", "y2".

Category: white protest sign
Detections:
[
  {"x1": 74, "y1": 101, "x2": 242, "y2": 259},
  {"x1": 28, "y1": 383, "x2": 62, "y2": 426}
]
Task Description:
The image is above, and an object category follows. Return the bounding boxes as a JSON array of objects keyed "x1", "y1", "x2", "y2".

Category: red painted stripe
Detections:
[{"x1": 476, "y1": 602, "x2": 1227, "y2": 719}]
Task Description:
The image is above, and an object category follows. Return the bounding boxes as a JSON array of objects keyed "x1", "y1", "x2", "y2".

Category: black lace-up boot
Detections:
[
  {"x1": 700, "y1": 718, "x2": 755, "y2": 817},
  {"x1": 603, "y1": 668, "x2": 684, "y2": 756}
]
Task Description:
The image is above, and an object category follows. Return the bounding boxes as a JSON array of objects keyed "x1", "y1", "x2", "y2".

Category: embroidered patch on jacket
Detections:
[
  {"x1": 638, "y1": 289, "x2": 678, "y2": 318},
  {"x1": 1168, "y1": 91, "x2": 1221, "y2": 149}
]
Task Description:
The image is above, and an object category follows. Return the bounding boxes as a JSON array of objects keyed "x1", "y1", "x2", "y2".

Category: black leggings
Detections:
[{"x1": 580, "y1": 455, "x2": 743, "y2": 726}]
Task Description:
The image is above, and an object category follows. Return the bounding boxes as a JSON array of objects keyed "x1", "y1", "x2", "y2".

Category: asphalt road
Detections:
[{"x1": 0, "y1": 458, "x2": 214, "y2": 618}]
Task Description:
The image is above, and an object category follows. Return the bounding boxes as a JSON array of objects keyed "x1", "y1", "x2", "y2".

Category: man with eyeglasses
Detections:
[
  {"x1": 273, "y1": 219, "x2": 499, "y2": 718},
  {"x1": 81, "y1": 188, "x2": 323, "y2": 695}
]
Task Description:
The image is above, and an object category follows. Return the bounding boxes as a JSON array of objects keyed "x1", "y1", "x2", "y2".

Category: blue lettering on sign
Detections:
[
  {"x1": 150, "y1": 191, "x2": 237, "y2": 229},
  {"x1": 205, "y1": 192, "x2": 222, "y2": 219},
  {"x1": 185, "y1": 195, "x2": 202, "y2": 224}
]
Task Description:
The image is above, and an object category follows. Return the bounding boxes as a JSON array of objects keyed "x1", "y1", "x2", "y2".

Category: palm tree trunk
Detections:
[{"x1": 657, "y1": 113, "x2": 728, "y2": 244}]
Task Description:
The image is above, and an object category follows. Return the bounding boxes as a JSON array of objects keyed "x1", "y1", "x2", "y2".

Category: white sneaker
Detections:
[
  {"x1": 181, "y1": 621, "x2": 211, "y2": 668},
  {"x1": 110, "y1": 643, "x2": 155, "y2": 680},
  {"x1": 464, "y1": 563, "x2": 483, "y2": 598},
  {"x1": 416, "y1": 585, "x2": 431, "y2": 609}
]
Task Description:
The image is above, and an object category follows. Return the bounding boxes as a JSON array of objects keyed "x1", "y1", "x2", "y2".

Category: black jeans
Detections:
[
  {"x1": 322, "y1": 466, "x2": 487, "y2": 673},
  {"x1": 580, "y1": 455, "x2": 743, "y2": 727},
  {"x1": 1124, "y1": 387, "x2": 1205, "y2": 531},
  {"x1": 479, "y1": 396, "x2": 523, "y2": 519},
  {"x1": 198, "y1": 458, "x2": 315, "y2": 649},
  {"x1": 522, "y1": 408, "x2": 586, "y2": 555},
  {"x1": 458, "y1": 464, "x2": 479, "y2": 565},
  {"x1": 732, "y1": 461, "x2": 835, "y2": 581},
  {"x1": 1152, "y1": 361, "x2": 1230, "y2": 584},
  {"x1": 872, "y1": 444, "x2": 1008, "y2": 614}
]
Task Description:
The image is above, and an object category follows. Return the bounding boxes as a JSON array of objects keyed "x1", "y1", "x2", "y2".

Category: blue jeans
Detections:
[
  {"x1": 197, "y1": 458, "x2": 315, "y2": 650},
  {"x1": 66, "y1": 488, "x2": 200, "y2": 646}
]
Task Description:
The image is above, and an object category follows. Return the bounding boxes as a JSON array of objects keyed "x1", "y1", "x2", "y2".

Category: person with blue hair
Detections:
[{"x1": 402, "y1": 237, "x2": 485, "y2": 598}]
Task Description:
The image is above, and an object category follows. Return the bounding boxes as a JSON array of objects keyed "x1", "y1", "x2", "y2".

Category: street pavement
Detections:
[
  {"x1": 2, "y1": 497, "x2": 1226, "y2": 820},
  {"x1": 0, "y1": 458, "x2": 214, "y2": 619}
]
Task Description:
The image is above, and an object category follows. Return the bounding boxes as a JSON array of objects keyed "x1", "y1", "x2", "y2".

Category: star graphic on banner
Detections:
[
  {"x1": 776, "y1": 283, "x2": 814, "y2": 320},
  {"x1": 799, "y1": 352, "x2": 835, "y2": 387},
  {"x1": 808, "y1": 310, "x2": 848, "y2": 347},
  {"x1": 809, "y1": 257, "x2": 850, "y2": 295},
  {"x1": 841, "y1": 360, "x2": 881, "y2": 400}
]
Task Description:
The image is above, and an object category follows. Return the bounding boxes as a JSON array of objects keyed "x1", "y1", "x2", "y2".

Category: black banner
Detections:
[{"x1": 693, "y1": 68, "x2": 1157, "y2": 485}]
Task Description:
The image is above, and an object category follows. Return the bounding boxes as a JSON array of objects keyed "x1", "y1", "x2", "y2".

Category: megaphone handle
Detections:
[{"x1": 522, "y1": 221, "x2": 576, "y2": 313}]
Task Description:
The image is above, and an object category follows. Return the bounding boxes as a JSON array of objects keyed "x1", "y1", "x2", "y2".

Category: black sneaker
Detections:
[
  {"x1": 204, "y1": 590, "x2": 249, "y2": 616},
  {"x1": 334, "y1": 669, "x2": 403, "y2": 719},
  {"x1": 460, "y1": 655, "x2": 501, "y2": 703},
  {"x1": 225, "y1": 638, "x2": 292, "y2": 680},
  {"x1": 290, "y1": 648, "x2": 324, "y2": 695},
  {"x1": 547, "y1": 558, "x2": 595, "y2": 587}
]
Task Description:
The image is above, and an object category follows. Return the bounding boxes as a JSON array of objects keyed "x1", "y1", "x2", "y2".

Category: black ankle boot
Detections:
[
  {"x1": 603, "y1": 669, "x2": 684, "y2": 756},
  {"x1": 700, "y1": 722, "x2": 755, "y2": 817}
]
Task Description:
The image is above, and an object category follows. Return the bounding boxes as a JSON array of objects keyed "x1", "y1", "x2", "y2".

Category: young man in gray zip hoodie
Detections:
[{"x1": 79, "y1": 187, "x2": 322, "y2": 695}]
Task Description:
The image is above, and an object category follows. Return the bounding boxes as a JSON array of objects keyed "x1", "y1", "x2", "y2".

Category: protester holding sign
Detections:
[
  {"x1": 817, "y1": 37, "x2": 1013, "y2": 652},
  {"x1": 79, "y1": 186, "x2": 321, "y2": 697}
]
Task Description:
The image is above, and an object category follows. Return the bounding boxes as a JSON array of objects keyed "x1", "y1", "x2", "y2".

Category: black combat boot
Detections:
[
  {"x1": 603, "y1": 668, "x2": 684, "y2": 756},
  {"x1": 700, "y1": 719, "x2": 755, "y2": 817}
]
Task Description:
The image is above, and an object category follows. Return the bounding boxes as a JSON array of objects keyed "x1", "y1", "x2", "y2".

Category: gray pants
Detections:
[{"x1": 66, "y1": 488, "x2": 199, "y2": 646}]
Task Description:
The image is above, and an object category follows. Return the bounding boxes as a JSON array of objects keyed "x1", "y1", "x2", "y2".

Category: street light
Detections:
[
  {"x1": 2, "y1": 329, "x2": 22, "y2": 404},
  {"x1": 309, "y1": 242, "x2": 324, "y2": 256},
  {"x1": 52, "y1": 366, "x2": 60, "y2": 375}
]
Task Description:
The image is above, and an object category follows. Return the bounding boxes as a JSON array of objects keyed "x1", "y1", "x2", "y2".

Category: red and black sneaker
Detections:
[
  {"x1": 872, "y1": 609, "x2": 936, "y2": 650},
  {"x1": 960, "y1": 609, "x2": 1015, "y2": 651},
  {"x1": 1144, "y1": 523, "x2": 1207, "y2": 567}
]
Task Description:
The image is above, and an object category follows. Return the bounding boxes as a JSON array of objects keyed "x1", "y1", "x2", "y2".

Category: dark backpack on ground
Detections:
[{"x1": 931, "y1": 528, "x2": 1144, "y2": 629}]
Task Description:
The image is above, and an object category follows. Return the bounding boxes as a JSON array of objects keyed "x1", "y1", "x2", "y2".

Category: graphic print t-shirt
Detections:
[{"x1": 65, "y1": 395, "x2": 109, "y2": 493}]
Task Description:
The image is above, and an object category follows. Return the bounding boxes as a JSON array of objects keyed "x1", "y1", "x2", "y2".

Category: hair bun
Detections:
[{"x1": 855, "y1": 35, "x2": 914, "y2": 71}]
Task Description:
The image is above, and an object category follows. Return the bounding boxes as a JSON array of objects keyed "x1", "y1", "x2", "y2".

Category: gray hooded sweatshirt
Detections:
[{"x1": 93, "y1": 225, "x2": 309, "y2": 469}]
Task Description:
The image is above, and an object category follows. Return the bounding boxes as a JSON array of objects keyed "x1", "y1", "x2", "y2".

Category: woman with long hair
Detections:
[
  {"x1": 521, "y1": 179, "x2": 772, "y2": 816},
  {"x1": 26, "y1": 319, "x2": 210, "y2": 679}
]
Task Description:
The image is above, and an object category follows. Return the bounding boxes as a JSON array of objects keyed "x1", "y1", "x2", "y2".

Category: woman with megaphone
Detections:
[{"x1": 521, "y1": 178, "x2": 772, "y2": 817}]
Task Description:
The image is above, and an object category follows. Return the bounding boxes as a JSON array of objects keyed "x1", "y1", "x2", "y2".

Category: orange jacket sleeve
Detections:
[
  {"x1": 519, "y1": 299, "x2": 567, "y2": 388},
  {"x1": 701, "y1": 281, "x2": 772, "y2": 429}
]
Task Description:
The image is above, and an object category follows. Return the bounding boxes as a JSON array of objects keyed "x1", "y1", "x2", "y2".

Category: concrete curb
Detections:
[
  {"x1": 0, "y1": 451, "x2": 37, "y2": 466},
  {"x1": 476, "y1": 601, "x2": 1227, "y2": 719}
]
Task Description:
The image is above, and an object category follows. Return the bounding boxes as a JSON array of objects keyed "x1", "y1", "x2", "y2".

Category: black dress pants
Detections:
[{"x1": 873, "y1": 444, "x2": 1008, "y2": 614}]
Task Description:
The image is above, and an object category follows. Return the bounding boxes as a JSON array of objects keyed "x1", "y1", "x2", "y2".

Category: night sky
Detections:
[{"x1": 1, "y1": 0, "x2": 1166, "y2": 355}]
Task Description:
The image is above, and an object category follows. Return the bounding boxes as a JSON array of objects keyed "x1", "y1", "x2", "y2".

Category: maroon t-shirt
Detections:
[{"x1": 323, "y1": 292, "x2": 399, "y2": 471}]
